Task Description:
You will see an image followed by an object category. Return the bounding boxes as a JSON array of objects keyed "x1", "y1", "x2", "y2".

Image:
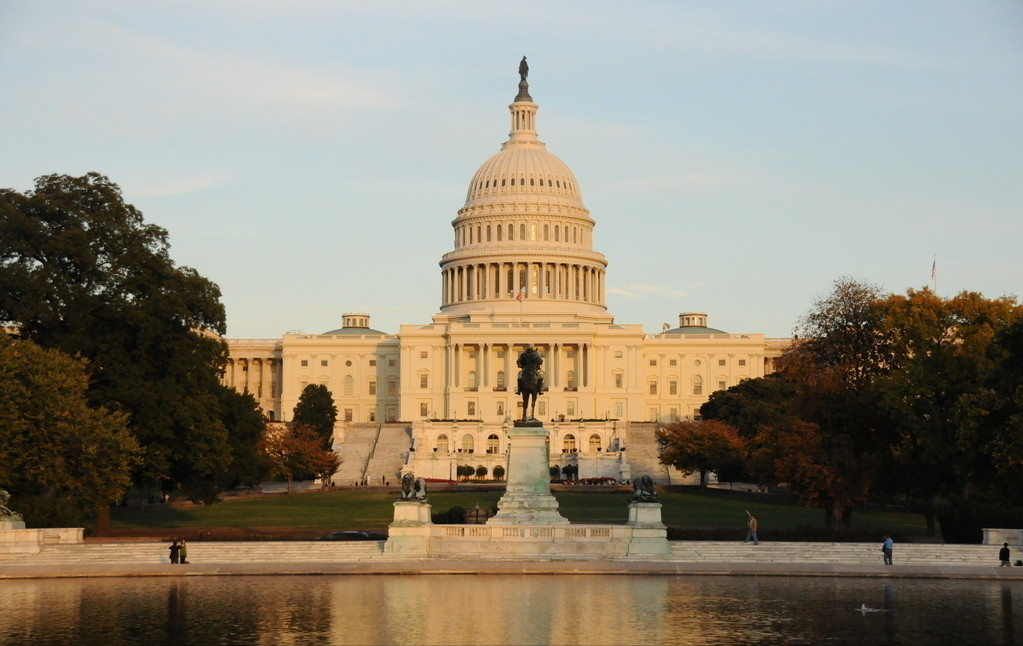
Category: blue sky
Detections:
[{"x1": 2, "y1": 1, "x2": 1021, "y2": 339}]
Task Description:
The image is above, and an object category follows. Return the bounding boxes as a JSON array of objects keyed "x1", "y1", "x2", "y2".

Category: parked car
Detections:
[{"x1": 322, "y1": 531, "x2": 371, "y2": 541}]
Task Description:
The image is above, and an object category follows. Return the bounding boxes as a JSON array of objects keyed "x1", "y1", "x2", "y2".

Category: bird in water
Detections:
[{"x1": 857, "y1": 603, "x2": 888, "y2": 613}]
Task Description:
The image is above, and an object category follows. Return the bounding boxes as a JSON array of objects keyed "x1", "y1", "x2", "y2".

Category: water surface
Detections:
[{"x1": 1, "y1": 574, "x2": 1019, "y2": 645}]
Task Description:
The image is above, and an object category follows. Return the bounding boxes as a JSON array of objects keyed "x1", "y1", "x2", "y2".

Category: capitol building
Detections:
[{"x1": 223, "y1": 67, "x2": 788, "y2": 484}]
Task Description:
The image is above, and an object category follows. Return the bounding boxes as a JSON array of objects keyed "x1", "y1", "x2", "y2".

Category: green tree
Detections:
[
  {"x1": 493, "y1": 465, "x2": 506, "y2": 480},
  {"x1": 656, "y1": 420, "x2": 744, "y2": 490},
  {"x1": 0, "y1": 335, "x2": 140, "y2": 528},
  {"x1": 475, "y1": 465, "x2": 488, "y2": 481},
  {"x1": 292, "y1": 384, "x2": 338, "y2": 449},
  {"x1": 0, "y1": 173, "x2": 264, "y2": 503},
  {"x1": 872, "y1": 289, "x2": 1022, "y2": 533},
  {"x1": 257, "y1": 424, "x2": 340, "y2": 494},
  {"x1": 699, "y1": 374, "x2": 797, "y2": 488},
  {"x1": 216, "y1": 388, "x2": 270, "y2": 488},
  {"x1": 777, "y1": 277, "x2": 893, "y2": 530}
]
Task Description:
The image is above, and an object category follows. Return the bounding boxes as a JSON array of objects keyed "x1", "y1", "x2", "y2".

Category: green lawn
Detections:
[{"x1": 109, "y1": 486, "x2": 929, "y2": 542}]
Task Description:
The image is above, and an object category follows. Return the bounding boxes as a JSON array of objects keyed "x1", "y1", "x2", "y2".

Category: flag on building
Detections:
[
  {"x1": 516, "y1": 287, "x2": 524, "y2": 302},
  {"x1": 931, "y1": 257, "x2": 936, "y2": 280}
]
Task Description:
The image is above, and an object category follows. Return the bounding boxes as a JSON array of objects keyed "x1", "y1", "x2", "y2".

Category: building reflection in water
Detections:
[{"x1": 1, "y1": 575, "x2": 1022, "y2": 645}]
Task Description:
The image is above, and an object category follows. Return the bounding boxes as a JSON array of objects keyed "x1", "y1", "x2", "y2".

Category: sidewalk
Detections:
[{"x1": 3, "y1": 556, "x2": 1023, "y2": 581}]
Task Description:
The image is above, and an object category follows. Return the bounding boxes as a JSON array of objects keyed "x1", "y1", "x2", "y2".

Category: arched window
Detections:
[
  {"x1": 543, "y1": 224, "x2": 549, "y2": 240},
  {"x1": 467, "y1": 370, "x2": 477, "y2": 390},
  {"x1": 589, "y1": 434, "x2": 602, "y2": 453},
  {"x1": 496, "y1": 370, "x2": 506, "y2": 389},
  {"x1": 461, "y1": 434, "x2": 475, "y2": 453},
  {"x1": 343, "y1": 375, "x2": 354, "y2": 396},
  {"x1": 693, "y1": 375, "x2": 703, "y2": 395},
  {"x1": 437, "y1": 434, "x2": 449, "y2": 453},
  {"x1": 519, "y1": 223, "x2": 526, "y2": 239},
  {"x1": 508, "y1": 224, "x2": 514, "y2": 240},
  {"x1": 562, "y1": 434, "x2": 577, "y2": 453},
  {"x1": 486, "y1": 225, "x2": 491, "y2": 241},
  {"x1": 487, "y1": 434, "x2": 500, "y2": 454},
  {"x1": 567, "y1": 370, "x2": 576, "y2": 389}
]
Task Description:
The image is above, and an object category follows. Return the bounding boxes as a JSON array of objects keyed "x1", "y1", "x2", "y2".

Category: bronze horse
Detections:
[{"x1": 516, "y1": 346, "x2": 544, "y2": 421}]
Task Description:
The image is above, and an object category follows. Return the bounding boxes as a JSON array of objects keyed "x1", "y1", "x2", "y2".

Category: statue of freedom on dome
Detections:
[{"x1": 519, "y1": 56, "x2": 528, "y2": 82}]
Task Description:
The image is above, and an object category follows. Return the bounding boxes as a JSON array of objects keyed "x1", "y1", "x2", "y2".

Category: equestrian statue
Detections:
[{"x1": 516, "y1": 345, "x2": 544, "y2": 421}]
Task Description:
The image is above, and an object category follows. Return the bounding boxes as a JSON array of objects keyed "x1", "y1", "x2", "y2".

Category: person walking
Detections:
[
  {"x1": 882, "y1": 534, "x2": 894, "y2": 565},
  {"x1": 999, "y1": 542, "x2": 1011, "y2": 567},
  {"x1": 168, "y1": 540, "x2": 181, "y2": 564},
  {"x1": 743, "y1": 510, "x2": 759, "y2": 545},
  {"x1": 179, "y1": 539, "x2": 189, "y2": 564}
]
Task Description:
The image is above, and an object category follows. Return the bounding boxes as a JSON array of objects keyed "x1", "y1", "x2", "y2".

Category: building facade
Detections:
[{"x1": 223, "y1": 70, "x2": 788, "y2": 482}]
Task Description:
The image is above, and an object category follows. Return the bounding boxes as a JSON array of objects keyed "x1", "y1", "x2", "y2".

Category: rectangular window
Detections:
[
  {"x1": 718, "y1": 359, "x2": 726, "y2": 366},
  {"x1": 388, "y1": 381, "x2": 398, "y2": 396},
  {"x1": 614, "y1": 373, "x2": 623, "y2": 389},
  {"x1": 420, "y1": 374, "x2": 428, "y2": 389},
  {"x1": 420, "y1": 351, "x2": 428, "y2": 359},
  {"x1": 369, "y1": 359, "x2": 377, "y2": 366},
  {"x1": 300, "y1": 360, "x2": 308, "y2": 367},
  {"x1": 567, "y1": 401, "x2": 576, "y2": 416},
  {"x1": 614, "y1": 402, "x2": 623, "y2": 418},
  {"x1": 614, "y1": 351, "x2": 623, "y2": 359},
  {"x1": 369, "y1": 411, "x2": 375, "y2": 422},
  {"x1": 670, "y1": 407, "x2": 678, "y2": 421},
  {"x1": 321, "y1": 360, "x2": 328, "y2": 366},
  {"x1": 537, "y1": 401, "x2": 546, "y2": 416},
  {"x1": 669, "y1": 381, "x2": 677, "y2": 395},
  {"x1": 738, "y1": 359, "x2": 747, "y2": 366},
  {"x1": 719, "y1": 380, "x2": 727, "y2": 390},
  {"x1": 467, "y1": 401, "x2": 476, "y2": 416},
  {"x1": 669, "y1": 359, "x2": 677, "y2": 366},
  {"x1": 649, "y1": 359, "x2": 657, "y2": 366},
  {"x1": 497, "y1": 402, "x2": 505, "y2": 416},
  {"x1": 649, "y1": 381, "x2": 658, "y2": 395},
  {"x1": 368, "y1": 381, "x2": 377, "y2": 395},
  {"x1": 343, "y1": 408, "x2": 353, "y2": 422},
  {"x1": 389, "y1": 359, "x2": 396, "y2": 367},
  {"x1": 420, "y1": 403, "x2": 428, "y2": 417}
]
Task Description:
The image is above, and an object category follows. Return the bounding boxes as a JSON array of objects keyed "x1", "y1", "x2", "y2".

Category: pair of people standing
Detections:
[{"x1": 168, "y1": 539, "x2": 189, "y2": 564}]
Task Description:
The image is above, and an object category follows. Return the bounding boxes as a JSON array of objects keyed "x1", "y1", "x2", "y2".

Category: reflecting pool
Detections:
[{"x1": 1, "y1": 574, "x2": 1020, "y2": 645}]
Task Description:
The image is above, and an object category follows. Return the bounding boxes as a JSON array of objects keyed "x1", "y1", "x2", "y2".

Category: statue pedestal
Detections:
[
  {"x1": 625, "y1": 502, "x2": 669, "y2": 556},
  {"x1": 0, "y1": 519, "x2": 26, "y2": 530},
  {"x1": 384, "y1": 500, "x2": 432, "y2": 555},
  {"x1": 488, "y1": 423, "x2": 569, "y2": 526}
]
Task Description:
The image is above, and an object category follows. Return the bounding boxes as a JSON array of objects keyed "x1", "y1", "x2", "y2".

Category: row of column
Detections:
[
  {"x1": 442, "y1": 261, "x2": 604, "y2": 306},
  {"x1": 445, "y1": 342, "x2": 590, "y2": 391},
  {"x1": 225, "y1": 358, "x2": 279, "y2": 400}
]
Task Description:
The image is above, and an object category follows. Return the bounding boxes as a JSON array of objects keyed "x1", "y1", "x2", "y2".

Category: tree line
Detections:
[
  {"x1": 0, "y1": 174, "x2": 339, "y2": 529},
  {"x1": 658, "y1": 277, "x2": 1023, "y2": 540}
]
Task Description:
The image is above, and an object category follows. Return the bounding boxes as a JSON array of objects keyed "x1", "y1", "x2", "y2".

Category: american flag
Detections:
[{"x1": 931, "y1": 257, "x2": 936, "y2": 280}]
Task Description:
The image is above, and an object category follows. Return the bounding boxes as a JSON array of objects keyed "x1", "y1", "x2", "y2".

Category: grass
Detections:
[{"x1": 108, "y1": 485, "x2": 930, "y2": 543}]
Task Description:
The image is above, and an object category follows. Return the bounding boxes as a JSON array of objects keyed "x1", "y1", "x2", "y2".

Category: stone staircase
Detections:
[
  {"x1": 669, "y1": 541, "x2": 1003, "y2": 566},
  {"x1": 333, "y1": 423, "x2": 380, "y2": 484},
  {"x1": 334, "y1": 423, "x2": 411, "y2": 485},
  {"x1": 623, "y1": 422, "x2": 690, "y2": 485},
  {"x1": 1, "y1": 540, "x2": 386, "y2": 565},
  {"x1": 363, "y1": 424, "x2": 412, "y2": 485},
  {"x1": 3, "y1": 539, "x2": 1006, "y2": 567}
]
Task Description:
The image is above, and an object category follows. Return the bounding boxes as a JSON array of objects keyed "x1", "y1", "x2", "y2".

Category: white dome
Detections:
[{"x1": 465, "y1": 147, "x2": 582, "y2": 205}]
